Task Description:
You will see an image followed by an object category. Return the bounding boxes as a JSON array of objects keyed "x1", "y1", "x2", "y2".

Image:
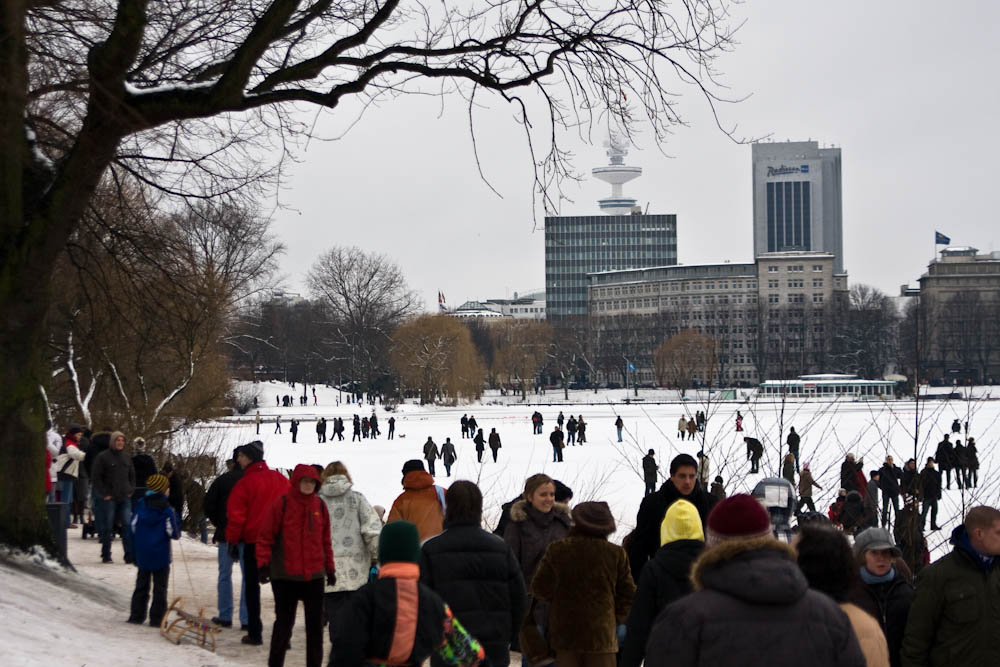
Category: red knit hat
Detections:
[{"x1": 706, "y1": 494, "x2": 772, "y2": 545}]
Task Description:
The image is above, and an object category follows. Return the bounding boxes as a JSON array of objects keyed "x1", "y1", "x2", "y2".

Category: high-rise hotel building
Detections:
[{"x1": 752, "y1": 141, "x2": 844, "y2": 274}]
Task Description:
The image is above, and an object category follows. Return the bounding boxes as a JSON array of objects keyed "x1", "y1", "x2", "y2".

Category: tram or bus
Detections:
[{"x1": 757, "y1": 374, "x2": 896, "y2": 400}]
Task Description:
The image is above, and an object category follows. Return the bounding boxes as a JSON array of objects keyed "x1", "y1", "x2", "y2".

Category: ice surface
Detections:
[{"x1": 175, "y1": 381, "x2": 1000, "y2": 560}]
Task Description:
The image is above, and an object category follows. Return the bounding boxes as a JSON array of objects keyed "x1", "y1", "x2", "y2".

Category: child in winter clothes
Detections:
[
  {"x1": 127, "y1": 474, "x2": 180, "y2": 626},
  {"x1": 256, "y1": 464, "x2": 335, "y2": 667},
  {"x1": 331, "y1": 521, "x2": 485, "y2": 666}
]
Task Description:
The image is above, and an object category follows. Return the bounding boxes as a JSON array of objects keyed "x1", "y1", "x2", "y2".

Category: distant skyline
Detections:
[{"x1": 270, "y1": 1, "x2": 1000, "y2": 310}]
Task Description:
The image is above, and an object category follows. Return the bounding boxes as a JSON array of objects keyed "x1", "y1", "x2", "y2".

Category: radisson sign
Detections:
[{"x1": 767, "y1": 164, "x2": 809, "y2": 177}]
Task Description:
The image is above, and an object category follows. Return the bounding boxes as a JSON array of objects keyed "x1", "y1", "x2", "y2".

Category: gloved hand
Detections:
[
  {"x1": 259, "y1": 563, "x2": 271, "y2": 584},
  {"x1": 228, "y1": 543, "x2": 240, "y2": 561},
  {"x1": 326, "y1": 570, "x2": 337, "y2": 587},
  {"x1": 616, "y1": 624, "x2": 627, "y2": 643}
]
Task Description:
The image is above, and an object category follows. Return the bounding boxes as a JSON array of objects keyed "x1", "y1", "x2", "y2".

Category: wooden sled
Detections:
[{"x1": 159, "y1": 597, "x2": 221, "y2": 652}]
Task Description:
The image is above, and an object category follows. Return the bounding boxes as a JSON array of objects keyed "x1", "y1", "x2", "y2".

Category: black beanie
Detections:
[
  {"x1": 378, "y1": 521, "x2": 421, "y2": 564},
  {"x1": 401, "y1": 459, "x2": 425, "y2": 475},
  {"x1": 553, "y1": 480, "x2": 573, "y2": 503},
  {"x1": 239, "y1": 441, "x2": 264, "y2": 463}
]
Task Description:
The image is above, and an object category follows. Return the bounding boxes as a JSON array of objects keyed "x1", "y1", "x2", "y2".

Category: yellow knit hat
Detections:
[
  {"x1": 660, "y1": 499, "x2": 705, "y2": 546},
  {"x1": 146, "y1": 474, "x2": 169, "y2": 495}
]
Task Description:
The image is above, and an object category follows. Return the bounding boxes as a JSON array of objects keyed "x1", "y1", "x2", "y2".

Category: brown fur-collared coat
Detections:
[{"x1": 531, "y1": 534, "x2": 636, "y2": 653}]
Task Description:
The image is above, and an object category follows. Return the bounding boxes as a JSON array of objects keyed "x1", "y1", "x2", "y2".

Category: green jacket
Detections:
[{"x1": 900, "y1": 526, "x2": 1000, "y2": 667}]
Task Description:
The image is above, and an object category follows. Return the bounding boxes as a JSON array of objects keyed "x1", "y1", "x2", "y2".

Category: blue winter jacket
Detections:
[{"x1": 130, "y1": 492, "x2": 180, "y2": 571}]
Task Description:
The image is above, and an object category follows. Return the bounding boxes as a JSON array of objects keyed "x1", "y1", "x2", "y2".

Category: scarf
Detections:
[{"x1": 859, "y1": 566, "x2": 895, "y2": 585}]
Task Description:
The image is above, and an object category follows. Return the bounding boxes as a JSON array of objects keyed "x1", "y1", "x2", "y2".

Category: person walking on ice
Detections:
[
  {"x1": 488, "y1": 428, "x2": 502, "y2": 463},
  {"x1": 423, "y1": 437, "x2": 440, "y2": 476}
]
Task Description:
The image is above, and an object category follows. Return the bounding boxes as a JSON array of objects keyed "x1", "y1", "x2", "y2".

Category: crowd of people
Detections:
[{"x1": 42, "y1": 406, "x2": 1000, "y2": 667}]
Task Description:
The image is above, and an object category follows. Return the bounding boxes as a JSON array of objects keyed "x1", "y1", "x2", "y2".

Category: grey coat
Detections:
[{"x1": 91, "y1": 448, "x2": 136, "y2": 501}]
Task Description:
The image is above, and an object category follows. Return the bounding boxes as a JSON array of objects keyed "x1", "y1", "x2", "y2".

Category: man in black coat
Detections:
[
  {"x1": 879, "y1": 455, "x2": 902, "y2": 527},
  {"x1": 420, "y1": 481, "x2": 526, "y2": 667},
  {"x1": 920, "y1": 457, "x2": 942, "y2": 531},
  {"x1": 935, "y1": 434, "x2": 954, "y2": 489},
  {"x1": 161, "y1": 461, "x2": 185, "y2": 522},
  {"x1": 642, "y1": 450, "x2": 658, "y2": 496},
  {"x1": 840, "y1": 453, "x2": 862, "y2": 493},
  {"x1": 549, "y1": 426, "x2": 564, "y2": 462},
  {"x1": 786, "y1": 427, "x2": 801, "y2": 473},
  {"x1": 628, "y1": 453, "x2": 717, "y2": 582},
  {"x1": 203, "y1": 449, "x2": 246, "y2": 629},
  {"x1": 744, "y1": 437, "x2": 763, "y2": 473},
  {"x1": 900, "y1": 458, "x2": 920, "y2": 501}
]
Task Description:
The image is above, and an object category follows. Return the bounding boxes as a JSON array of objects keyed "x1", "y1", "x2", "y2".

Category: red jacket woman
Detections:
[{"x1": 256, "y1": 464, "x2": 335, "y2": 667}]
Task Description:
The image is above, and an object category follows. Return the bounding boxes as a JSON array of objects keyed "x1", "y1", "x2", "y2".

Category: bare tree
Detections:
[
  {"x1": 653, "y1": 329, "x2": 717, "y2": 397},
  {"x1": 830, "y1": 284, "x2": 900, "y2": 379},
  {"x1": 491, "y1": 320, "x2": 553, "y2": 399},
  {"x1": 46, "y1": 198, "x2": 281, "y2": 437},
  {"x1": 2, "y1": 0, "x2": 743, "y2": 546},
  {"x1": 307, "y1": 247, "x2": 420, "y2": 392},
  {"x1": 391, "y1": 314, "x2": 484, "y2": 405}
]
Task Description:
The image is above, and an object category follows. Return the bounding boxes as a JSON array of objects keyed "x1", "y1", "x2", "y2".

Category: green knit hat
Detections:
[{"x1": 378, "y1": 521, "x2": 421, "y2": 564}]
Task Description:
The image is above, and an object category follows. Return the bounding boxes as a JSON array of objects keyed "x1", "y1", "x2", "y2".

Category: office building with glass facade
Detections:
[
  {"x1": 545, "y1": 213, "x2": 677, "y2": 318},
  {"x1": 752, "y1": 141, "x2": 843, "y2": 273}
]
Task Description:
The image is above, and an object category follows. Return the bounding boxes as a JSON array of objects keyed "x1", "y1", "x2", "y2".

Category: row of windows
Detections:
[
  {"x1": 766, "y1": 263, "x2": 826, "y2": 273},
  {"x1": 591, "y1": 281, "x2": 758, "y2": 297},
  {"x1": 766, "y1": 181, "x2": 812, "y2": 252}
]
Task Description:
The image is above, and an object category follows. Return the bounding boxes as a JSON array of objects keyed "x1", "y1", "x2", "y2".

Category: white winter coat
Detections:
[
  {"x1": 55, "y1": 441, "x2": 86, "y2": 479},
  {"x1": 47, "y1": 430, "x2": 61, "y2": 483},
  {"x1": 318, "y1": 475, "x2": 381, "y2": 592}
]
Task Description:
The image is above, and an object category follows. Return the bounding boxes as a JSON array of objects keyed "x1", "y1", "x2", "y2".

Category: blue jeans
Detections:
[
  {"x1": 217, "y1": 542, "x2": 248, "y2": 625},
  {"x1": 58, "y1": 479, "x2": 74, "y2": 527},
  {"x1": 95, "y1": 495, "x2": 133, "y2": 561}
]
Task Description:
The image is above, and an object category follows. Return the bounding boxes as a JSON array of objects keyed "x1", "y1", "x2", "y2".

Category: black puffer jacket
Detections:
[
  {"x1": 628, "y1": 479, "x2": 717, "y2": 582},
  {"x1": 420, "y1": 522, "x2": 527, "y2": 667},
  {"x1": 645, "y1": 538, "x2": 865, "y2": 667},
  {"x1": 332, "y1": 567, "x2": 447, "y2": 666},
  {"x1": 503, "y1": 500, "x2": 572, "y2": 587},
  {"x1": 840, "y1": 491, "x2": 866, "y2": 535},
  {"x1": 880, "y1": 463, "x2": 902, "y2": 497},
  {"x1": 82, "y1": 432, "x2": 110, "y2": 478},
  {"x1": 622, "y1": 539, "x2": 703, "y2": 667},
  {"x1": 203, "y1": 467, "x2": 243, "y2": 543},
  {"x1": 848, "y1": 569, "x2": 914, "y2": 667}
]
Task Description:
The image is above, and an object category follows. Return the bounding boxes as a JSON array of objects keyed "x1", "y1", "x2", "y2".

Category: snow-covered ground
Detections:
[
  {"x1": 0, "y1": 541, "x2": 247, "y2": 666},
  {"x1": 4, "y1": 381, "x2": 997, "y2": 666},
  {"x1": 183, "y1": 381, "x2": 1000, "y2": 560}
]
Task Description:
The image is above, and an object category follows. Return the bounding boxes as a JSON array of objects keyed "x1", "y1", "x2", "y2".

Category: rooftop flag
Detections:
[{"x1": 935, "y1": 231, "x2": 951, "y2": 245}]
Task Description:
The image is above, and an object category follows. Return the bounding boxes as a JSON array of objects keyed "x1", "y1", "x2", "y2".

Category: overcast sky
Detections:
[{"x1": 270, "y1": 1, "x2": 1000, "y2": 311}]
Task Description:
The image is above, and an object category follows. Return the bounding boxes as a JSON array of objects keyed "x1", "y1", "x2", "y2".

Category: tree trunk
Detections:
[
  {"x1": 0, "y1": 3, "x2": 53, "y2": 550},
  {"x1": 0, "y1": 278, "x2": 55, "y2": 549}
]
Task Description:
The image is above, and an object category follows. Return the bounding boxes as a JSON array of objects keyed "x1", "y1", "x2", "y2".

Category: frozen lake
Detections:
[{"x1": 174, "y1": 382, "x2": 1000, "y2": 560}]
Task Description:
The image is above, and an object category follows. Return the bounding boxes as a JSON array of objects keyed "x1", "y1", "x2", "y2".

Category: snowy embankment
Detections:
[{"x1": 0, "y1": 543, "x2": 245, "y2": 667}]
